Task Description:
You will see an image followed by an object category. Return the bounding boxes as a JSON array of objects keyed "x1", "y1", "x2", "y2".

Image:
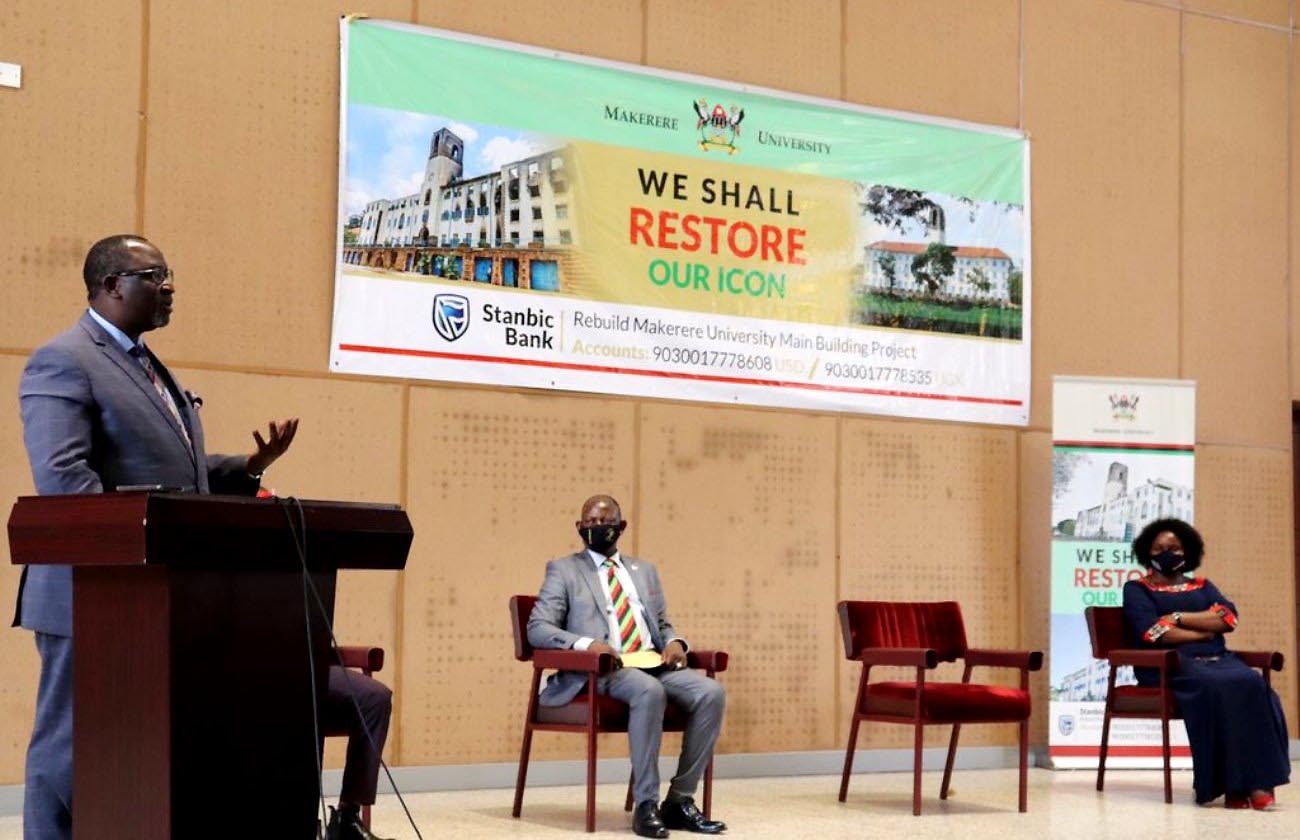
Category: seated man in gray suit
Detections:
[
  {"x1": 528, "y1": 495, "x2": 727, "y2": 837},
  {"x1": 15, "y1": 234, "x2": 387, "y2": 840}
]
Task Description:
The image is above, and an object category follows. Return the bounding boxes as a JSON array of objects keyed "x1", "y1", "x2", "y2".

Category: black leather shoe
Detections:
[
  {"x1": 632, "y1": 800, "x2": 670, "y2": 838},
  {"x1": 660, "y1": 797, "x2": 726, "y2": 833},
  {"x1": 324, "y1": 806, "x2": 394, "y2": 840}
]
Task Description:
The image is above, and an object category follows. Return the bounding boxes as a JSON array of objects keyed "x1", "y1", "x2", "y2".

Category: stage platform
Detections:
[{"x1": 3, "y1": 763, "x2": 1294, "y2": 838}]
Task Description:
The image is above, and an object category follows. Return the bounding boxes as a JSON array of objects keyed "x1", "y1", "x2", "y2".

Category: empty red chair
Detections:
[{"x1": 837, "y1": 600, "x2": 1042, "y2": 815}]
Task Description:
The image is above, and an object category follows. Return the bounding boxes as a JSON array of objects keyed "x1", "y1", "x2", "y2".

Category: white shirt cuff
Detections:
[{"x1": 574, "y1": 637, "x2": 594, "y2": 651}]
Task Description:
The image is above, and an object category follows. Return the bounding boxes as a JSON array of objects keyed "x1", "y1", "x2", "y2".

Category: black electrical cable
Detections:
[
  {"x1": 281, "y1": 496, "x2": 425, "y2": 840},
  {"x1": 284, "y1": 498, "x2": 330, "y2": 837}
]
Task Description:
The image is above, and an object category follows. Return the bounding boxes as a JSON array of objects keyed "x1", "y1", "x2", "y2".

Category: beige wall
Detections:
[{"x1": 0, "y1": 0, "x2": 1296, "y2": 780}]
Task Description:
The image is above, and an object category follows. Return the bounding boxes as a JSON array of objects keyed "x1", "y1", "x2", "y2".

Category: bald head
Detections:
[{"x1": 580, "y1": 495, "x2": 622, "y2": 522}]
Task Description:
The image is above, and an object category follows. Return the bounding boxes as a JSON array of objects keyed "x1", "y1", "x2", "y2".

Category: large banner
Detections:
[
  {"x1": 1048, "y1": 376, "x2": 1196, "y2": 769},
  {"x1": 331, "y1": 19, "x2": 1031, "y2": 424}
]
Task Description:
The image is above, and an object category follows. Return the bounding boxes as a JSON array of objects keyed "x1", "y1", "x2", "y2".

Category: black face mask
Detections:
[
  {"x1": 580, "y1": 522, "x2": 621, "y2": 556},
  {"x1": 1150, "y1": 549, "x2": 1186, "y2": 575}
]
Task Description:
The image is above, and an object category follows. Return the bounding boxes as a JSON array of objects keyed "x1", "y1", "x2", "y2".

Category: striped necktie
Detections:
[
  {"x1": 130, "y1": 346, "x2": 192, "y2": 450},
  {"x1": 603, "y1": 557, "x2": 644, "y2": 653}
]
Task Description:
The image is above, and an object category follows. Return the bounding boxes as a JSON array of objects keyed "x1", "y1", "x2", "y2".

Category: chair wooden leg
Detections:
[
  {"x1": 912, "y1": 722, "x2": 924, "y2": 816},
  {"x1": 1096, "y1": 709, "x2": 1112, "y2": 792},
  {"x1": 586, "y1": 730, "x2": 598, "y2": 833},
  {"x1": 838, "y1": 717, "x2": 861, "y2": 802},
  {"x1": 512, "y1": 725, "x2": 534, "y2": 818},
  {"x1": 703, "y1": 756, "x2": 714, "y2": 819},
  {"x1": 940, "y1": 723, "x2": 961, "y2": 800},
  {"x1": 1160, "y1": 716, "x2": 1172, "y2": 805},
  {"x1": 624, "y1": 770, "x2": 634, "y2": 812},
  {"x1": 1018, "y1": 719, "x2": 1029, "y2": 813}
]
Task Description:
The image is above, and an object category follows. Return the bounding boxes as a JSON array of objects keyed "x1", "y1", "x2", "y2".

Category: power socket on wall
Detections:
[{"x1": 0, "y1": 62, "x2": 22, "y2": 89}]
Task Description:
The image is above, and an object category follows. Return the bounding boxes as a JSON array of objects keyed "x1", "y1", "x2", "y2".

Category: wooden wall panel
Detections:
[
  {"x1": 0, "y1": 355, "x2": 39, "y2": 784},
  {"x1": 1194, "y1": 445, "x2": 1297, "y2": 722},
  {"x1": 417, "y1": 0, "x2": 643, "y2": 62},
  {"x1": 1023, "y1": 0, "x2": 1182, "y2": 430},
  {"x1": 1018, "y1": 431, "x2": 1052, "y2": 745},
  {"x1": 0, "y1": 0, "x2": 141, "y2": 352},
  {"x1": 839, "y1": 419, "x2": 1020, "y2": 748},
  {"x1": 1184, "y1": 0, "x2": 1292, "y2": 26},
  {"x1": 1293, "y1": 37, "x2": 1300, "y2": 401},
  {"x1": 1182, "y1": 17, "x2": 1290, "y2": 447},
  {"x1": 646, "y1": 0, "x2": 841, "y2": 97},
  {"x1": 142, "y1": 0, "x2": 409, "y2": 374},
  {"x1": 637, "y1": 404, "x2": 839, "y2": 753},
  {"x1": 398, "y1": 387, "x2": 636, "y2": 764},
  {"x1": 844, "y1": 0, "x2": 1020, "y2": 126}
]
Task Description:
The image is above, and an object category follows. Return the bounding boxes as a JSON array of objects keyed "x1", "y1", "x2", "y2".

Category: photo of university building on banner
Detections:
[
  {"x1": 1048, "y1": 376, "x2": 1196, "y2": 769},
  {"x1": 331, "y1": 19, "x2": 1031, "y2": 425}
]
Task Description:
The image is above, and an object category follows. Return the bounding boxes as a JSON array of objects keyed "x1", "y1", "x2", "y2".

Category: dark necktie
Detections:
[{"x1": 130, "y1": 345, "x2": 192, "y2": 450}]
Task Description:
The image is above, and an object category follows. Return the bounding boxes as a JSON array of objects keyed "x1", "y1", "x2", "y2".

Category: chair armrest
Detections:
[
  {"x1": 687, "y1": 649, "x2": 729, "y2": 673},
  {"x1": 1236, "y1": 650, "x2": 1284, "y2": 671},
  {"x1": 856, "y1": 647, "x2": 938, "y2": 668},
  {"x1": 1107, "y1": 648, "x2": 1178, "y2": 669},
  {"x1": 965, "y1": 648, "x2": 1043, "y2": 671},
  {"x1": 336, "y1": 645, "x2": 384, "y2": 674},
  {"x1": 532, "y1": 648, "x2": 619, "y2": 675}
]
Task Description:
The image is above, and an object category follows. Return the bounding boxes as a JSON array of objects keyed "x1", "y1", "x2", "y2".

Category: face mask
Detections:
[
  {"x1": 580, "y1": 522, "x2": 621, "y2": 556},
  {"x1": 1150, "y1": 549, "x2": 1185, "y2": 575}
]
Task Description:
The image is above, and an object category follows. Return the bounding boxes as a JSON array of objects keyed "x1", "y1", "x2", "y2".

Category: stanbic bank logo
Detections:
[
  {"x1": 693, "y1": 98, "x2": 745, "y2": 154},
  {"x1": 432, "y1": 293, "x2": 470, "y2": 342}
]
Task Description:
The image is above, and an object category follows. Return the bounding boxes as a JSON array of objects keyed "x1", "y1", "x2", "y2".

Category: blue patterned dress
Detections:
[{"x1": 1122, "y1": 575, "x2": 1290, "y2": 803}]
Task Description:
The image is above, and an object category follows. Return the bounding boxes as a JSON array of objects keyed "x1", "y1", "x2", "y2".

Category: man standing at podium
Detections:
[{"x1": 13, "y1": 235, "x2": 301, "y2": 839}]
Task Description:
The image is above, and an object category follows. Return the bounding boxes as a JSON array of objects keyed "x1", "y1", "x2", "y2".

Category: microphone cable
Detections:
[
  {"x1": 283, "y1": 497, "x2": 329, "y2": 837},
  {"x1": 281, "y1": 496, "x2": 425, "y2": 840}
]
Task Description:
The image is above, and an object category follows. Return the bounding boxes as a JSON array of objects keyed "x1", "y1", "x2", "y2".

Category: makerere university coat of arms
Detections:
[{"x1": 694, "y1": 98, "x2": 744, "y2": 154}]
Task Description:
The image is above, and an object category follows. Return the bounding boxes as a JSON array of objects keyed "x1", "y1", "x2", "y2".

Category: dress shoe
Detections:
[
  {"x1": 632, "y1": 800, "x2": 669, "y2": 838},
  {"x1": 325, "y1": 805, "x2": 394, "y2": 840},
  {"x1": 1249, "y1": 790, "x2": 1276, "y2": 811},
  {"x1": 660, "y1": 797, "x2": 727, "y2": 833},
  {"x1": 1224, "y1": 793, "x2": 1250, "y2": 809}
]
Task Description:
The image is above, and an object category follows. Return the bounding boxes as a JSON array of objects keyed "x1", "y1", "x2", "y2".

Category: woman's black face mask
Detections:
[{"x1": 1149, "y1": 549, "x2": 1186, "y2": 575}]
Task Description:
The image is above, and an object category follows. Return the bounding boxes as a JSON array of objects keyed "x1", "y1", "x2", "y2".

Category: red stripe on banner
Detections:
[
  {"x1": 1050, "y1": 746, "x2": 1192, "y2": 758},
  {"x1": 1053, "y1": 441, "x2": 1194, "y2": 451},
  {"x1": 337, "y1": 343, "x2": 1025, "y2": 407}
]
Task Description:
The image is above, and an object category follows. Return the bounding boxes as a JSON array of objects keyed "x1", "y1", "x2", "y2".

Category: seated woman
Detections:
[{"x1": 1122, "y1": 518, "x2": 1290, "y2": 809}]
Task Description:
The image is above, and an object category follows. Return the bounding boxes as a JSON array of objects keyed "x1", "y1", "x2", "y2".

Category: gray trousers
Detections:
[
  {"x1": 24, "y1": 632, "x2": 72, "y2": 840},
  {"x1": 598, "y1": 667, "x2": 725, "y2": 806}
]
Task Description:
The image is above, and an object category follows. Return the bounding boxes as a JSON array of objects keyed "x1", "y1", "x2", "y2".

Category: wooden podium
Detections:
[{"x1": 7, "y1": 492, "x2": 413, "y2": 839}]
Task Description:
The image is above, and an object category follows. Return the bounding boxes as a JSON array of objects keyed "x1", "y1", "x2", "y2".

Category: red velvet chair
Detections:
[
  {"x1": 325, "y1": 645, "x2": 385, "y2": 829},
  {"x1": 1084, "y1": 606, "x2": 1284, "y2": 803},
  {"x1": 510, "y1": 595, "x2": 728, "y2": 833},
  {"x1": 837, "y1": 600, "x2": 1042, "y2": 815}
]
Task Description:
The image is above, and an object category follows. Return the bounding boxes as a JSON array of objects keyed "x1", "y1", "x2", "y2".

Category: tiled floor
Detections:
[{"x1": 1, "y1": 764, "x2": 1296, "y2": 838}]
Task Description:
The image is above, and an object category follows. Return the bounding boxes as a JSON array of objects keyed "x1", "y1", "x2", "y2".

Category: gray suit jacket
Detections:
[
  {"x1": 527, "y1": 551, "x2": 686, "y2": 706},
  {"x1": 13, "y1": 312, "x2": 259, "y2": 636}
]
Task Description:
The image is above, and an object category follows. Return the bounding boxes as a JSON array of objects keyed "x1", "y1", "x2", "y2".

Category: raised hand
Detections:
[{"x1": 247, "y1": 418, "x2": 299, "y2": 476}]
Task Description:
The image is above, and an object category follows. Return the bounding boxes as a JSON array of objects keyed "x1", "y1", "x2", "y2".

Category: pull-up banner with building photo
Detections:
[
  {"x1": 1048, "y1": 376, "x2": 1196, "y2": 768},
  {"x1": 330, "y1": 18, "x2": 1031, "y2": 424}
]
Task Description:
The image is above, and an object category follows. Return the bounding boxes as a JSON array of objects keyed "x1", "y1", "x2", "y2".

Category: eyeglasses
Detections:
[{"x1": 108, "y1": 266, "x2": 174, "y2": 286}]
